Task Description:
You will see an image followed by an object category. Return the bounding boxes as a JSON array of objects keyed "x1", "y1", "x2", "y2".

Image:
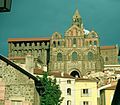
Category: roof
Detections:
[
  {"x1": 49, "y1": 71, "x2": 75, "y2": 79},
  {"x1": 75, "y1": 78, "x2": 97, "y2": 82},
  {"x1": 8, "y1": 38, "x2": 50, "y2": 42},
  {"x1": 105, "y1": 85, "x2": 116, "y2": 90},
  {"x1": 100, "y1": 46, "x2": 116, "y2": 50},
  {"x1": 34, "y1": 68, "x2": 74, "y2": 78}
]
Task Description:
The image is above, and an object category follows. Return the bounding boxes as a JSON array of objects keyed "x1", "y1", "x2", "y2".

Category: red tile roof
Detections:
[
  {"x1": 8, "y1": 38, "x2": 50, "y2": 42},
  {"x1": 100, "y1": 46, "x2": 116, "y2": 50},
  {"x1": 75, "y1": 78, "x2": 97, "y2": 82},
  {"x1": 33, "y1": 68, "x2": 74, "y2": 78},
  {"x1": 49, "y1": 71, "x2": 74, "y2": 78}
]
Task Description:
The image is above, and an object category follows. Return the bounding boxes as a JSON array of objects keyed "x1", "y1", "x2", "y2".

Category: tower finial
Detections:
[{"x1": 75, "y1": 0, "x2": 78, "y2": 9}]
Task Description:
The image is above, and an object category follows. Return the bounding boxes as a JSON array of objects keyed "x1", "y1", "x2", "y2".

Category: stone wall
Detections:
[{"x1": 0, "y1": 60, "x2": 39, "y2": 105}]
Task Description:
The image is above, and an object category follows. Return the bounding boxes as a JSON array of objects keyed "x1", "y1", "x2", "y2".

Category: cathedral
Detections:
[{"x1": 8, "y1": 9, "x2": 119, "y2": 77}]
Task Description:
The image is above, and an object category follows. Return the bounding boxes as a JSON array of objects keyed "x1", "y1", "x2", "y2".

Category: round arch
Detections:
[{"x1": 70, "y1": 69, "x2": 80, "y2": 78}]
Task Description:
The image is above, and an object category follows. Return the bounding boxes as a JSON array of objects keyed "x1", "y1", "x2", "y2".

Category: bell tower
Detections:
[{"x1": 72, "y1": 9, "x2": 83, "y2": 28}]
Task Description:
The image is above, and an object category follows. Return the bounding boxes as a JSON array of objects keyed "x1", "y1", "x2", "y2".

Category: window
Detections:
[
  {"x1": 67, "y1": 100, "x2": 71, "y2": 105},
  {"x1": 89, "y1": 41, "x2": 92, "y2": 46},
  {"x1": 53, "y1": 41, "x2": 56, "y2": 47},
  {"x1": 73, "y1": 38, "x2": 76, "y2": 44},
  {"x1": 57, "y1": 53, "x2": 62, "y2": 61},
  {"x1": 67, "y1": 80, "x2": 71, "y2": 84},
  {"x1": 87, "y1": 52, "x2": 93, "y2": 61},
  {"x1": 67, "y1": 88, "x2": 71, "y2": 95},
  {"x1": 58, "y1": 41, "x2": 61, "y2": 46},
  {"x1": 83, "y1": 101, "x2": 88, "y2": 105},
  {"x1": 11, "y1": 101, "x2": 22, "y2": 105},
  {"x1": 94, "y1": 41, "x2": 97, "y2": 46},
  {"x1": 83, "y1": 89, "x2": 88, "y2": 94},
  {"x1": 105, "y1": 57, "x2": 108, "y2": 61},
  {"x1": 72, "y1": 52, "x2": 77, "y2": 61},
  {"x1": 81, "y1": 89, "x2": 91, "y2": 97}
]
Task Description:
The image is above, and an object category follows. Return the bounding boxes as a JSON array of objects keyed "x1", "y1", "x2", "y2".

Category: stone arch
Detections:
[{"x1": 70, "y1": 69, "x2": 80, "y2": 78}]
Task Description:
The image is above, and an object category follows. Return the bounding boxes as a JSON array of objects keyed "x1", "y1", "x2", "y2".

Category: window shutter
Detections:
[
  {"x1": 81, "y1": 89, "x2": 83, "y2": 96},
  {"x1": 89, "y1": 89, "x2": 92, "y2": 96},
  {"x1": 80, "y1": 101, "x2": 83, "y2": 105},
  {"x1": 89, "y1": 101, "x2": 92, "y2": 105}
]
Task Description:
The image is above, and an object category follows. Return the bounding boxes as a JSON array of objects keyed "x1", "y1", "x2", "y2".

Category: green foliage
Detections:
[{"x1": 39, "y1": 72, "x2": 64, "y2": 105}]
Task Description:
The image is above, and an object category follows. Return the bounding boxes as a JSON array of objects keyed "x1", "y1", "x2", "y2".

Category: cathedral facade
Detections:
[{"x1": 8, "y1": 9, "x2": 119, "y2": 77}]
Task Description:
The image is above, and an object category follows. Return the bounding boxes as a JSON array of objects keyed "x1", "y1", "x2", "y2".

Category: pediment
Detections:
[{"x1": 65, "y1": 25, "x2": 83, "y2": 37}]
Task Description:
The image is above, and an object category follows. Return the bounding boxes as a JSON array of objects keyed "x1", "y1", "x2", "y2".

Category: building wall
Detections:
[
  {"x1": 0, "y1": 60, "x2": 39, "y2": 105},
  {"x1": 8, "y1": 40, "x2": 50, "y2": 65},
  {"x1": 75, "y1": 80, "x2": 97, "y2": 105},
  {"x1": 49, "y1": 27, "x2": 104, "y2": 76},
  {"x1": 56, "y1": 77, "x2": 75, "y2": 105},
  {"x1": 100, "y1": 46, "x2": 119, "y2": 65},
  {"x1": 105, "y1": 90, "x2": 115, "y2": 105}
]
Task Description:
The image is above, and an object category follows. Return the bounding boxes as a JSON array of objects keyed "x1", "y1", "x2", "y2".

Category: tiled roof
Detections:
[
  {"x1": 75, "y1": 78, "x2": 97, "y2": 82},
  {"x1": 8, "y1": 38, "x2": 50, "y2": 42},
  {"x1": 100, "y1": 46, "x2": 116, "y2": 50},
  {"x1": 33, "y1": 68, "x2": 74, "y2": 78},
  {"x1": 49, "y1": 71, "x2": 74, "y2": 78}
]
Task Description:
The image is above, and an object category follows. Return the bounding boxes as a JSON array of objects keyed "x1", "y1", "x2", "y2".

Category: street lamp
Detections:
[{"x1": 0, "y1": 0, "x2": 12, "y2": 12}]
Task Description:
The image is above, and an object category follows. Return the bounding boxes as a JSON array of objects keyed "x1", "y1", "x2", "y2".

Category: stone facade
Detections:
[
  {"x1": 0, "y1": 60, "x2": 39, "y2": 105},
  {"x1": 8, "y1": 9, "x2": 119, "y2": 78}
]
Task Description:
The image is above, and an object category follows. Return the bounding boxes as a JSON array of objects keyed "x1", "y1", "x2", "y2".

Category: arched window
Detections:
[
  {"x1": 88, "y1": 52, "x2": 93, "y2": 61},
  {"x1": 89, "y1": 41, "x2": 92, "y2": 46},
  {"x1": 105, "y1": 57, "x2": 108, "y2": 61},
  {"x1": 57, "y1": 53, "x2": 62, "y2": 61},
  {"x1": 67, "y1": 88, "x2": 71, "y2": 95},
  {"x1": 53, "y1": 41, "x2": 56, "y2": 47},
  {"x1": 73, "y1": 38, "x2": 76, "y2": 44},
  {"x1": 58, "y1": 41, "x2": 60, "y2": 46},
  {"x1": 67, "y1": 100, "x2": 71, "y2": 105},
  {"x1": 94, "y1": 41, "x2": 97, "y2": 46},
  {"x1": 72, "y1": 52, "x2": 77, "y2": 61}
]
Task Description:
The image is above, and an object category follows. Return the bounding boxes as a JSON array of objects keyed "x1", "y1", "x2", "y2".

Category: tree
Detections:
[{"x1": 39, "y1": 72, "x2": 64, "y2": 105}]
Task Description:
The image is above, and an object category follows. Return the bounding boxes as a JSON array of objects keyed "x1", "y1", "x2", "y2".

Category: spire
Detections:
[{"x1": 72, "y1": 9, "x2": 83, "y2": 28}]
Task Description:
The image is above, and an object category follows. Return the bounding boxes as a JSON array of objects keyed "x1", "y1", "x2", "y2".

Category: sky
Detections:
[{"x1": 0, "y1": 0, "x2": 120, "y2": 56}]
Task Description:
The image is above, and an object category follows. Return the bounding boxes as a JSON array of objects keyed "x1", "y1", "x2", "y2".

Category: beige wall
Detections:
[
  {"x1": 75, "y1": 81, "x2": 97, "y2": 105},
  {"x1": 105, "y1": 90, "x2": 115, "y2": 105}
]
